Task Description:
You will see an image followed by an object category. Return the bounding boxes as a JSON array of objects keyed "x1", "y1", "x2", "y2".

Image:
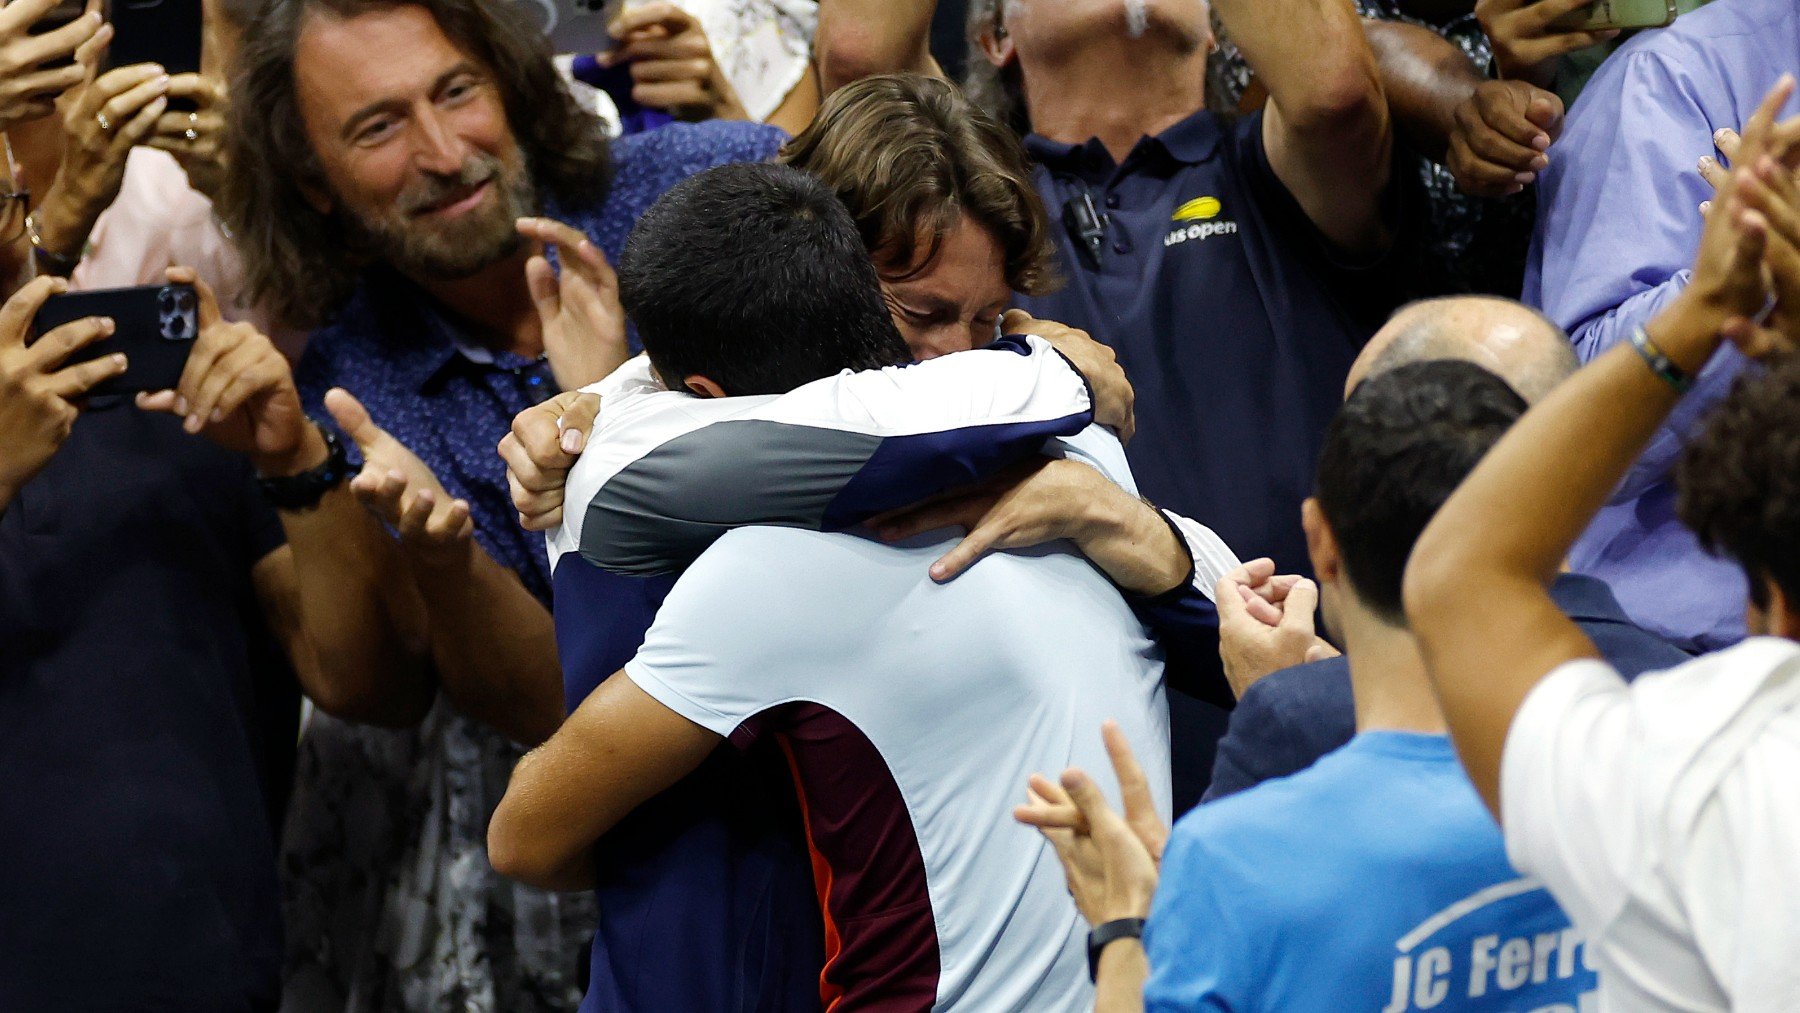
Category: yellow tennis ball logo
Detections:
[{"x1": 1172, "y1": 196, "x2": 1222, "y2": 222}]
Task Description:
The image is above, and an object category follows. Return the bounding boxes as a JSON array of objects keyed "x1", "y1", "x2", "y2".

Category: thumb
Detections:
[
  {"x1": 323, "y1": 387, "x2": 385, "y2": 451},
  {"x1": 166, "y1": 266, "x2": 222, "y2": 328},
  {"x1": 1000, "y1": 308, "x2": 1036, "y2": 335},
  {"x1": 1277, "y1": 578, "x2": 1319, "y2": 635},
  {"x1": 1213, "y1": 573, "x2": 1250, "y2": 624}
]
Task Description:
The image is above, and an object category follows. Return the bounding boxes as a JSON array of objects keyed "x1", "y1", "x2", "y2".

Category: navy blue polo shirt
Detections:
[
  {"x1": 0, "y1": 401, "x2": 295, "y2": 1011},
  {"x1": 1020, "y1": 108, "x2": 1402, "y2": 578},
  {"x1": 1205, "y1": 573, "x2": 1693, "y2": 802}
]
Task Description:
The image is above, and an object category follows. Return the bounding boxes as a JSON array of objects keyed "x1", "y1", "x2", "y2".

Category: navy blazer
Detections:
[{"x1": 1204, "y1": 573, "x2": 1693, "y2": 804}]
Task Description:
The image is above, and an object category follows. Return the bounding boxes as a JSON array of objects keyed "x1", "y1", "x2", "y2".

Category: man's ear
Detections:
[
  {"x1": 683, "y1": 375, "x2": 727, "y2": 399},
  {"x1": 1765, "y1": 578, "x2": 1800, "y2": 641},
  {"x1": 977, "y1": 23, "x2": 1015, "y2": 69},
  {"x1": 1301, "y1": 498, "x2": 1341, "y2": 586}
]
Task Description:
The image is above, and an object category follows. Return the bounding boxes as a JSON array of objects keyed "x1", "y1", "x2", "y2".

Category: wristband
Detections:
[
  {"x1": 1629, "y1": 325, "x2": 1693, "y2": 394},
  {"x1": 1087, "y1": 917, "x2": 1146, "y2": 982},
  {"x1": 258, "y1": 423, "x2": 354, "y2": 510}
]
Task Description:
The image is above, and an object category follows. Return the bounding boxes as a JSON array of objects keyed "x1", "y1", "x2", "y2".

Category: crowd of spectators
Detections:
[{"x1": 0, "y1": 0, "x2": 1796, "y2": 1010}]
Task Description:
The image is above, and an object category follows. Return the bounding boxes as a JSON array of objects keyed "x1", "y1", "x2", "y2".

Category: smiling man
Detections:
[{"x1": 198, "y1": 0, "x2": 785, "y2": 1006}]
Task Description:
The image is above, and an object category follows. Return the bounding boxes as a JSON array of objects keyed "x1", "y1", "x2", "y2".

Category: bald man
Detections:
[{"x1": 1205, "y1": 296, "x2": 1686, "y2": 801}]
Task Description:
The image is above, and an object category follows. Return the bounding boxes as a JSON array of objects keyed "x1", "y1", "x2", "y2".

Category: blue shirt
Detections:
[
  {"x1": 0, "y1": 401, "x2": 293, "y2": 1011},
  {"x1": 1524, "y1": 0, "x2": 1800, "y2": 652},
  {"x1": 1206, "y1": 573, "x2": 1689, "y2": 802},
  {"x1": 1146, "y1": 733, "x2": 1596, "y2": 1012},
  {"x1": 293, "y1": 120, "x2": 794, "y2": 1013}
]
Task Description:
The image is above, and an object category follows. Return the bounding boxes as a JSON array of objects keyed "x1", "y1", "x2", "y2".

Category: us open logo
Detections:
[{"x1": 1164, "y1": 195, "x2": 1239, "y2": 247}]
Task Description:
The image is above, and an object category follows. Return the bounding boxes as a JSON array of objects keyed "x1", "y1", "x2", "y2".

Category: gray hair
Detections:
[{"x1": 962, "y1": 0, "x2": 1030, "y2": 136}]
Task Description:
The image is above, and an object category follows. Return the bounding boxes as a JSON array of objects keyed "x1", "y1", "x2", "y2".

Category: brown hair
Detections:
[
  {"x1": 778, "y1": 73, "x2": 1056, "y2": 296},
  {"x1": 1678, "y1": 352, "x2": 1800, "y2": 613},
  {"x1": 220, "y1": 0, "x2": 611, "y2": 327}
]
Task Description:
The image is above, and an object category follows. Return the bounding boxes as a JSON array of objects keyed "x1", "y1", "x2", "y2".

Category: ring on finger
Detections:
[
  {"x1": 95, "y1": 110, "x2": 112, "y2": 131},
  {"x1": 183, "y1": 111, "x2": 199, "y2": 142}
]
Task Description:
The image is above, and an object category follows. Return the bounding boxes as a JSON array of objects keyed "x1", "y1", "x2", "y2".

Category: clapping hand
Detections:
[
  {"x1": 328, "y1": 388, "x2": 474, "y2": 561},
  {"x1": 1014, "y1": 721, "x2": 1165, "y2": 929}
]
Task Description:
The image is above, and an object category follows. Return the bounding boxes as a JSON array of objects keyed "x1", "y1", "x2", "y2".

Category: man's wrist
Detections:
[
  {"x1": 1650, "y1": 290, "x2": 1733, "y2": 375},
  {"x1": 1087, "y1": 499, "x2": 1191, "y2": 597},
  {"x1": 253, "y1": 422, "x2": 330, "y2": 479},
  {"x1": 31, "y1": 187, "x2": 96, "y2": 262}
]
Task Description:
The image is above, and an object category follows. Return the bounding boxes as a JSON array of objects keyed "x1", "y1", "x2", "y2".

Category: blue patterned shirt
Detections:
[{"x1": 296, "y1": 120, "x2": 786, "y2": 603}]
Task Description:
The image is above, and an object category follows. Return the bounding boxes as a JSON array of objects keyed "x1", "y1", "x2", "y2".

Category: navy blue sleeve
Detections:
[
  {"x1": 1201, "y1": 658, "x2": 1356, "y2": 803},
  {"x1": 1123, "y1": 577, "x2": 1230, "y2": 710}
]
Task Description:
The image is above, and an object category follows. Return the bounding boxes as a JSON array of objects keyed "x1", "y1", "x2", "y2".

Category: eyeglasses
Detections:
[{"x1": 0, "y1": 187, "x2": 28, "y2": 245}]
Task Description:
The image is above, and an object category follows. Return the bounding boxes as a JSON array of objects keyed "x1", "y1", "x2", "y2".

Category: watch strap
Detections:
[
  {"x1": 258, "y1": 423, "x2": 354, "y2": 510},
  {"x1": 1087, "y1": 917, "x2": 1146, "y2": 982},
  {"x1": 1630, "y1": 325, "x2": 1694, "y2": 394}
]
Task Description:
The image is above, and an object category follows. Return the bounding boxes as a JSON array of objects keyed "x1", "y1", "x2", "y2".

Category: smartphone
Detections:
[
  {"x1": 103, "y1": 0, "x2": 202, "y2": 76},
  {"x1": 32, "y1": 283, "x2": 199, "y2": 398},
  {"x1": 1549, "y1": 0, "x2": 1678, "y2": 32},
  {"x1": 23, "y1": 0, "x2": 88, "y2": 69},
  {"x1": 517, "y1": 0, "x2": 625, "y2": 55}
]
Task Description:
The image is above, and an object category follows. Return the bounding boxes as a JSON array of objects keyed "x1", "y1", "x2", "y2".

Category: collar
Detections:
[
  {"x1": 1024, "y1": 108, "x2": 1223, "y2": 176},
  {"x1": 365, "y1": 277, "x2": 544, "y2": 394},
  {"x1": 1548, "y1": 572, "x2": 1635, "y2": 626}
]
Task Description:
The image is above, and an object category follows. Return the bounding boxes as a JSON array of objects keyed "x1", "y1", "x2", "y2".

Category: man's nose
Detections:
[{"x1": 412, "y1": 105, "x2": 472, "y2": 177}]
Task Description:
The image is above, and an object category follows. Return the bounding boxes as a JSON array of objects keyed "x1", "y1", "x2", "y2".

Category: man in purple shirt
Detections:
[{"x1": 1525, "y1": 0, "x2": 1799, "y2": 652}]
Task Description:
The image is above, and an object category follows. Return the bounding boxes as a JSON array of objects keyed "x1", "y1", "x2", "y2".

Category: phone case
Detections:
[
  {"x1": 32, "y1": 284, "x2": 199, "y2": 398},
  {"x1": 1550, "y1": 0, "x2": 1678, "y2": 32},
  {"x1": 514, "y1": 0, "x2": 624, "y2": 55},
  {"x1": 104, "y1": 0, "x2": 203, "y2": 75}
]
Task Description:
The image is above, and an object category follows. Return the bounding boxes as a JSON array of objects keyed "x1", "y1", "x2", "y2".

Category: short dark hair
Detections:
[
  {"x1": 222, "y1": 0, "x2": 611, "y2": 327},
  {"x1": 1316, "y1": 361, "x2": 1528, "y2": 624},
  {"x1": 779, "y1": 74, "x2": 1057, "y2": 296},
  {"x1": 618, "y1": 163, "x2": 912, "y2": 396},
  {"x1": 1678, "y1": 353, "x2": 1800, "y2": 613}
]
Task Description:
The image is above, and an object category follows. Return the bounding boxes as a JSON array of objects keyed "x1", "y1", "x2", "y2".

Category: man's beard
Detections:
[{"x1": 343, "y1": 150, "x2": 539, "y2": 281}]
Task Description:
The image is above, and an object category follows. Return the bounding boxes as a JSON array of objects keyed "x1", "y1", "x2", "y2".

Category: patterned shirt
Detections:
[
  {"x1": 1209, "y1": 1, "x2": 1537, "y2": 300},
  {"x1": 280, "y1": 120, "x2": 785, "y2": 1013}
]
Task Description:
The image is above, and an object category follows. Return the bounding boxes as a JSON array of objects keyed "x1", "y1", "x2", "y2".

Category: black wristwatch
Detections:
[
  {"x1": 1087, "y1": 917, "x2": 1146, "y2": 982},
  {"x1": 258, "y1": 422, "x2": 354, "y2": 510}
]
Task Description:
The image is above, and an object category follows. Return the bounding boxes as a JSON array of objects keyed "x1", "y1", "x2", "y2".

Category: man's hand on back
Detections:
[
  {"x1": 1001, "y1": 309, "x2": 1136, "y2": 444},
  {"x1": 499, "y1": 390, "x2": 601, "y2": 531}
]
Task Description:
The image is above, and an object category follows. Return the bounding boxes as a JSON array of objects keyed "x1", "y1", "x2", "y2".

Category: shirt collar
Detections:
[
  {"x1": 1548, "y1": 572, "x2": 1634, "y2": 625},
  {"x1": 1024, "y1": 108, "x2": 1223, "y2": 175},
  {"x1": 366, "y1": 276, "x2": 540, "y2": 393}
]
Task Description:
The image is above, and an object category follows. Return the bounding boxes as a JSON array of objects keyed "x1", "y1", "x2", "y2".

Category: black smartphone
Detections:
[
  {"x1": 514, "y1": 0, "x2": 623, "y2": 55},
  {"x1": 32, "y1": 283, "x2": 199, "y2": 398},
  {"x1": 103, "y1": 0, "x2": 202, "y2": 76},
  {"x1": 24, "y1": 0, "x2": 89, "y2": 70}
]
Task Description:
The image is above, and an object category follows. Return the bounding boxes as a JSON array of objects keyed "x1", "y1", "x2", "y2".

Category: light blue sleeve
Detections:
[
  {"x1": 1526, "y1": 48, "x2": 1750, "y2": 503},
  {"x1": 1142, "y1": 827, "x2": 1252, "y2": 1012}
]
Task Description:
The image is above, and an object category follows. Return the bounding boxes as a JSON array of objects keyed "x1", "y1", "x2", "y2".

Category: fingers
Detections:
[
  {"x1": 1304, "y1": 638, "x2": 1343, "y2": 663},
  {"x1": 324, "y1": 387, "x2": 386, "y2": 451},
  {"x1": 628, "y1": 56, "x2": 714, "y2": 85},
  {"x1": 558, "y1": 391, "x2": 601, "y2": 447},
  {"x1": 12, "y1": 7, "x2": 102, "y2": 67},
  {"x1": 1715, "y1": 127, "x2": 1742, "y2": 165},
  {"x1": 0, "y1": 275, "x2": 70, "y2": 345},
  {"x1": 351, "y1": 466, "x2": 407, "y2": 523},
  {"x1": 524, "y1": 253, "x2": 560, "y2": 321},
  {"x1": 608, "y1": 0, "x2": 692, "y2": 40},
  {"x1": 1101, "y1": 721, "x2": 1153, "y2": 816},
  {"x1": 930, "y1": 512, "x2": 1009, "y2": 582},
  {"x1": 167, "y1": 267, "x2": 223, "y2": 329},
  {"x1": 92, "y1": 64, "x2": 168, "y2": 122},
  {"x1": 1000, "y1": 308, "x2": 1036, "y2": 335},
  {"x1": 1277, "y1": 578, "x2": 1320, "y2": 636},
  {"x1": 1059, "y1": 768, "x2": 1126, "y2": 839},
  {"x1": 182, "y1": 335, "x2": 261, "y2": 432},
  {"x1": 115, "y1": 90, "x2": 167, "y2": 150},
  {"x1": 0, "y1": 0, "x2": 60, "y2": 35},
  {"x1": 43, "y1": 348, "x2": 126, "y2": 398},
  {"x1": 25, "y1": 314, "x2": 113, "y2": 372}
]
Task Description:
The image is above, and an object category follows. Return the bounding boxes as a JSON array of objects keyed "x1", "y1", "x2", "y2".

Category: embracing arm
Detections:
[
  {"x1": 489, "y1": 669, "x2": 721, "y2": 891},
  {"x1": 1215, "y1": 0, "x2": 1391, "y2": 255},
  {"x1": 814, "y1": 0, "x2": 940, "y2": 95}
]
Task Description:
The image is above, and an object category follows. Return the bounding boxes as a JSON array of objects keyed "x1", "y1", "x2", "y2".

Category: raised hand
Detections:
[
  {"x1": 0, "y1": 0, "x2": 102, "y2": 128},
  {"x1": 603, "y1": 1, "x2": 748, "y2": 122},
  {"x1": 517, "y1": 216, "x2": 629, "y2": 392},
  {"x1": 1475, "y1": 0, "x2": 1620, "y2": 89},
  {"x1": 0, "y1": 275, "x2": 122, "y2": 507},
  {"x1": 498, "y1": 389, "x2": 600, "y2": 531},
  {"x1": 328, "y1": 388, "x2": 473, "y2": 559},
  {"x1": 1014, "y1": 721, "x2": 1164, "y2": 928},
  {"x1": 1446, "y1": 79, "x2": 1562, "y2": 197},
  {"x1": 136, "y1": 268, "x2": 314, "y2": 475},
  {"x1": 146, "y1": 72, "x2": 228, "y2": 202},
  {"x1": 1000, "y1": 309, "x2": 1135, "y2": 443}
]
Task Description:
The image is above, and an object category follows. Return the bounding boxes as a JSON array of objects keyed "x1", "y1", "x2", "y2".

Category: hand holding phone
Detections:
[
  {"x1": 32, "y1": 282, "x2": 196, "y2": 397},
  {"x1": 1547, "y1": 0, "x2": 1676, "y2": 33},
  {"x1": 0, "y1": 0, "x2": 102, "y2": 125},
  {"x1": 1, "y1": 276, "x2": 125, "y2": 504},
  {"x1": 1475, "y1": 0, "x2": 1637, "y2": 88}
]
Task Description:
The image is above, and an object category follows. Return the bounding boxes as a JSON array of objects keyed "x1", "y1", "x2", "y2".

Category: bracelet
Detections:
[
  {"x1": 1629, "y1": 325, "x2": 1693, "y2": 394},
  {"x1": 24, "y1": 212, "x2": 81, "y2": 275},
  {"x1": 1087, "y1": 917, "x2": 1146, "y2": 983},
  {"x1": 257, "y1": 422, "x2": 355, "y2": 510}
]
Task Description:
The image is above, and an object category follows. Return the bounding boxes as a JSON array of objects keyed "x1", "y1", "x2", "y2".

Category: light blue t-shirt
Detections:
[{"x1": 1144, "y1": 733, "x2": 1596, "y2": 1012}]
